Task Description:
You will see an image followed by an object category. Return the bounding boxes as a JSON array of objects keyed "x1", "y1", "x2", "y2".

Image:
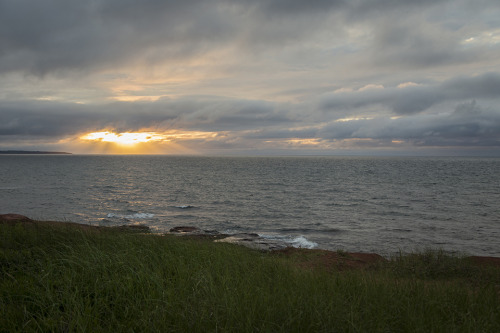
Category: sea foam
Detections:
[
  {"x1": 289, "y1": 236, "x2": 318, "y2": 249},
  {"x1": 260, "y1": 234, "x2": 318, "y2": 249}
]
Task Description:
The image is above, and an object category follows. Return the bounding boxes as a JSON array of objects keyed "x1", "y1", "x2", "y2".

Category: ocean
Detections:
[{"x1": 1, "y1": 155, "x2": 499, "y2": 257}]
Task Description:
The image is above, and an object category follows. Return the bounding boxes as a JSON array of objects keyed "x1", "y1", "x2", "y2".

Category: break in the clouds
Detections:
[{"x1": 1, "y1": 0, "x2": 499, "y2": 155}]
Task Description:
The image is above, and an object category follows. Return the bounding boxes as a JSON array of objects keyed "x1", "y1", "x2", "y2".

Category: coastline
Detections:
[{"x1": 2, "y1": 213, "x2": 499, "y2": 269}]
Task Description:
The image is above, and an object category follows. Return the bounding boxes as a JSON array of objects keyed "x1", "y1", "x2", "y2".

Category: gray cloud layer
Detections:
[
  {"x1": 2, "y1": 81, "x2": 498, "y2": 150},
  {"x1": 318, "y1": 101, "x2": 500, "y2": 147},
  {"x1": 320, "y1": 73, "x2": 500, "y2": 115},
  {"x1": 2, "y1": 0, "x2": 498, "y2": 75}
]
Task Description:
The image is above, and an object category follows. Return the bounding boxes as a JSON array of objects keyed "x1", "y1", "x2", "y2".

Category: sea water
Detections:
[{"x1": 1, "y1": 155, "x2": 499, "y2": 256}]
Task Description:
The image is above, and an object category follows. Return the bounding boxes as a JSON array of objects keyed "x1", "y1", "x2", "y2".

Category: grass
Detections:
[{"x1": 1, "y1": 221, "x2": 499, "y2": 332}]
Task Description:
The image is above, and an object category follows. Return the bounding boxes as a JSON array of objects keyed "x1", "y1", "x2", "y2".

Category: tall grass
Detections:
[{"x1": 1, "y1": 222, "x2": 499, "y2": 332}]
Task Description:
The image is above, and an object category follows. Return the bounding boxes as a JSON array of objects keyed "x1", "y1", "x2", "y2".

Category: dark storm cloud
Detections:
[
  {"x1": 254, "y1": 0, "x2": 346, "y2": 16},
  {"x1": 318, "y1": 101, "x2": 500, "y2": 147},
  {"x1": 369, "y1": 23, "x2": 465, "y2": 69},
  {"x1": 1, "y1": 0, "x2": 498, "y2": 76},
  {"x1": 321, "y1": 73, "x2": 500, "y2": 115},
  {"x1": 0, "y1": 0, "x2": 346, "y2": 76},
  {"x1": 347, "y1": 0, "x2": 497, "y2": 21},
  {"x1": 0, "y1": 101, "x2": 95, "y2": 136},
  {"x1": 0, "y1": 0, "x2": 232, "y2": 75},
  {"x1": 1, "y1": 92, "x2": 499, "y2": 150},
  {"x1": 349, "y1": 0, "x2": 500, "y2": 73},
  {"x1": 444, "y1": 73, "x2": 500, "y2": 99},
  {"x1": 0, "y1": 97, "x2": 293, "y2": 138}
]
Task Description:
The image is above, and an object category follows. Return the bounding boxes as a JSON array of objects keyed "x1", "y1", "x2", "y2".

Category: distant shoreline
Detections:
[{"x1": 0, "y1": 150, "x2": 71, "y2": 155}]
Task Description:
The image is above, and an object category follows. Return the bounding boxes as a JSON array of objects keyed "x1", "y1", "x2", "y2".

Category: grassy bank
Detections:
[{"x1": 1, "y1": 221, "x2": 499, "y2": 332}]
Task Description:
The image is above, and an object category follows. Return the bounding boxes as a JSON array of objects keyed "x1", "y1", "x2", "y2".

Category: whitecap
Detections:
[
  {"x1": 289, "y1": 236, "x2": 318, "y2": 249},
  {"x1": 176, "y1": 205, "x2": 194, "y2": 209},
  {"x1": 106, "y1": 212, "x2": 155, "y2": 219},
  {"x1": 258, "y1": 233, "x2": 318, "y2": 249}
]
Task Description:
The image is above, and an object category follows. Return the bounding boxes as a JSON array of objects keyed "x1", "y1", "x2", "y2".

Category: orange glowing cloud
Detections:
[
  {"x1": 80, "y1": 131, "x2": 169, "y2": 145},
  {"x1": 78, "y1": 130, "x2": 222, "y2": 154}
]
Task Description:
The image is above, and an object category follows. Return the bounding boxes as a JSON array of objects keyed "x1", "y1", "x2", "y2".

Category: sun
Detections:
[
  {"x1": 78, "y1": 129, "x2": 223, "y2": 154},
  {"x1": 80, "y1": 131, "x2": 168, "y2": 146}
]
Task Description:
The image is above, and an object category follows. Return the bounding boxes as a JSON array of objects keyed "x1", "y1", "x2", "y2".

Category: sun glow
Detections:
[
  {"x1": 80, "y1": 131, "x2": 168, "y2": 145},
  {"x1": 78, "y1": 130, "x2": 222, "y2": 154}
]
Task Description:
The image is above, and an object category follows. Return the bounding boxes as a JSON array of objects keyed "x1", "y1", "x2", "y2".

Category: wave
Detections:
[
  {"x1": 289, "y1": 236, "x2": 318, "y2": 249},
  {"x1": 175, "y1": 205, "x2": 195, "y2": 209},
  {"x1": 260, "y1": 234, "x2": 318, "y2": 249},
  {"x1": 106, "y1": 212, "x2": 155, "y2": 219}
]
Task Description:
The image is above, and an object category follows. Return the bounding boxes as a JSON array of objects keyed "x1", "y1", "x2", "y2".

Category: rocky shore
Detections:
[{"x1": 2, "y1": 214, "x2": 499, "y2": 270}]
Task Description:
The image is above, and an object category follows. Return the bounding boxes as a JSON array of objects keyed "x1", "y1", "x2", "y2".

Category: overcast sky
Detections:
[{"x1": 1, "y1": 0, "x2": 499, "y2": 155}]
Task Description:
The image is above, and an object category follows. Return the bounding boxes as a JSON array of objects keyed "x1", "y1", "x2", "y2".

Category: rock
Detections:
[
  {"x1": 115, "y1": 224, "x2": 150, "y2": 232},
  {"x1": 273, "y1": 248, "x2": 387, "y2": 271},
  {"x1": 215, "y1": 233, "x2": 288, "y2": 251},
  {"x1": 168, "y1": 226, "x2": 223, "y2": 240},
  {"x1": 170, "y1": 226, "x2": 201, "y2": 233},
  {"x1": 467, "y1": 256, "x2": 500, "y2": 267},
  {"x1": 0, "y1": 213, "x2": 33, "y2": 223}
]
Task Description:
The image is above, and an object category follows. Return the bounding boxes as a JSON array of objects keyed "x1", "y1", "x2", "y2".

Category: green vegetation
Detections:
[{"x1": 1, "y1": 222, "x2": 499, "y2": 332}]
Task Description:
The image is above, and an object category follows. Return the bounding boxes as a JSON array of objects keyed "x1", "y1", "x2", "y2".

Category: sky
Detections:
[{"x1": 1, "y1": 0, "x2": 500, "y2": 155}]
